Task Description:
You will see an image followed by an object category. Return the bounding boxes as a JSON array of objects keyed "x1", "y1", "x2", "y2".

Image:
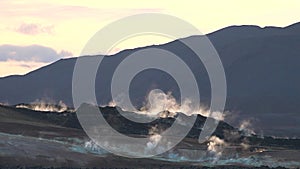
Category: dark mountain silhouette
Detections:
[{"x1": 0, "y1": 22, "x2": 300, "y2": 137}]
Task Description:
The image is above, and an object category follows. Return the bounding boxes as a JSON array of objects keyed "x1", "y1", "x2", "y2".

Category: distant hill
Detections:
[{"x1": 0, "y1": 22, "x2": 300, "y2": 137}]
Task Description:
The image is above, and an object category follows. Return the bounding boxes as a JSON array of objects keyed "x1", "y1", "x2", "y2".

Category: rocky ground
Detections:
[{"x1": 0, "y1": 104, "x2": 299, "y2": 169}]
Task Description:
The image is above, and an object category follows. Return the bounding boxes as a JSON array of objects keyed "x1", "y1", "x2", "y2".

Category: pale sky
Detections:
[{"x1": 1, "y1": 0, "x2": 300, "y2": 77}]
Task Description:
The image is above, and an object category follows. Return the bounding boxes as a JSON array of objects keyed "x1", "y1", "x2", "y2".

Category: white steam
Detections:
[
  {"x1": 143, "y1": 89, "x2": 181, "y2": 116},
  {"x1": 145, "y1": 125, "x2": 173, "y2": 154},
  {"x1": 0, "y1": 102, "x2": 9, "y2": 106},
  {"x1": 84, "y1": 140, "x2": 108, "y2": 154},
  {"x1": 146, "y1": 125, "x2": 162, "y2": 152},
  {"x1": 207, "y1": 136, "x2": 227, "y2": 162},
  {"x1": 146, "y1": 134, "x2": 162, "y2": 151},
  {"x1": 16, "y1": 100, "x2": 73, "y2": 112},
  {"x1": 108, "y1": 100, "x2": 117, "y2": 107},
  {"x1": 210, "y1": 111, "x2": 225, "y2": 121},
  {"x1": 239, "y1": 120, "x2": 255, "y2": 136},
  {"x1": 109, "y1": 89, "x2": 226, "y2": 121}
]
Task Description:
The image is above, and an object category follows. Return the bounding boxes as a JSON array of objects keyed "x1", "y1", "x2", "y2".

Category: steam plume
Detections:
[
  {"x1": 207, "y1": 136, "x2": 227, "y2": 162},
  {"x1": 109, "y1": 89, "x2": 226, "y2": 121},
  {"x1": 16, "y1": 100, "x2": 73, "y2": 112},
  {"x1": 239, "y1": 120, "x2": 255, "y2": 136}
]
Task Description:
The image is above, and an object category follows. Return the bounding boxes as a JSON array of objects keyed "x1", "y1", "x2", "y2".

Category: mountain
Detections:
[{"x1": 0, "y1": 22, "x2": 300, "y2": 137}]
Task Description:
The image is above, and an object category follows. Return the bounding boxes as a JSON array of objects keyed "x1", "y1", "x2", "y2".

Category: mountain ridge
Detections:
[{"x1": 1, "y1": 22, "x2": 300, "y2": 137}]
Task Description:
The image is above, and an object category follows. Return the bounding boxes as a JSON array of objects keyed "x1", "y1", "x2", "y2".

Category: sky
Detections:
[{"x1": 0, "y1": 0, "x2": 300, "y2": 77}]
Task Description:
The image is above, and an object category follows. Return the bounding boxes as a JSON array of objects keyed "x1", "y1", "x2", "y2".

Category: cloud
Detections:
[
  {"x1": 0, "y1": 2, "x2": 163, "y2": 21},
  {"x1": 15, "y1": 23, "x2": 54, "y2": 35},
  {"x1": 59, "y1": 50, "x2": 73, "y2": 58},
  {"x1": 0, "y1": 45, "x2": 73, "y2": 62},
  {"x1": 0, "y1": 44, "x2": 73, "y2": 77},
  {"x1": 0, "y1": 60, "x2": 47, "y2": 77}
]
